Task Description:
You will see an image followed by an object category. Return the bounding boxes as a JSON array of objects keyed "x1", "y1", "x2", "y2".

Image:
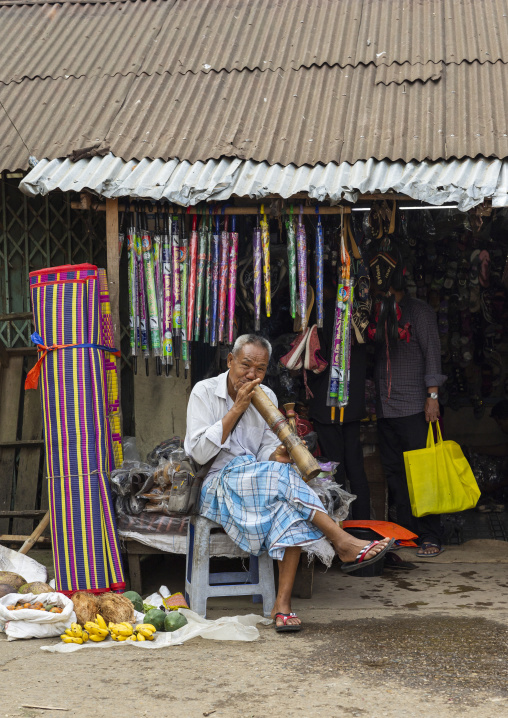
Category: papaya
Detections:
[
  {"x1": 18, "y1": 581, "x2": 53, "y2": 595},
  {"x1": 122, "y1": 590, "x2": 143, "y2": 613},
  {"x1": 0, "y1": 583, "x2": 15, "y2": 599},
  {"x1": 0, "y1": 572, "x2": 26, "y2": 592},
  {"x1": 143, "y1": 608, "x2": 167, "y2": 632},
  {"x1": 164, "y1": 611, "x2": 187, "y2": 632}
]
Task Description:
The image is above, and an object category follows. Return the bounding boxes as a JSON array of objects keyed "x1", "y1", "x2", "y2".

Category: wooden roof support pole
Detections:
[{"x1": 106, "y1": 198, "x2": 123, "y2": 435}]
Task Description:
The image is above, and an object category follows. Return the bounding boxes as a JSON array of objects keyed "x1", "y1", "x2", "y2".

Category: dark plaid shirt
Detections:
[{"x1": 375, "y1": 294, "x2": 446, "y2": 419}]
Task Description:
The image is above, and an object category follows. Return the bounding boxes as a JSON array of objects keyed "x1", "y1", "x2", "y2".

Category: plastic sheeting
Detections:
[
  {"x1": 19, "y1": 154, "x2": 508, "y2": 212},
  {"x1": 41, "y1": 609, "x2": 272, "y2": 651}
]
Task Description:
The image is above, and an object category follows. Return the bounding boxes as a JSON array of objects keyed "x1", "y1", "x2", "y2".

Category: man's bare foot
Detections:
[
  {"x1": 332, "y1": 534, "x2": 393, "y2": 564},
  {"x1": 271, "y1": 603, "x2": 302, "y2": 629}
]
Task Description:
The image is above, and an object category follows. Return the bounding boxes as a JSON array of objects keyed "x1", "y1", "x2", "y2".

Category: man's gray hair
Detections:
[{"x1": 232, "y1": 334, "x2": 272, "y2": 360}]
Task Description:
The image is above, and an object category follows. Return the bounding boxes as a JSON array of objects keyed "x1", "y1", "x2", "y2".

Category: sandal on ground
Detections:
[
  {"x1": 384, "y1": 552, "x2": 418, "y2": 571},
  {"x1": 416, "y1": 542, "x2": 444, "y2": 558},
  {"x1": 274, "y1": 612, "x2": 302, "y2": 633},
  {"x1": 341, "y1": 538, "x2": 396, "y2": 574}
]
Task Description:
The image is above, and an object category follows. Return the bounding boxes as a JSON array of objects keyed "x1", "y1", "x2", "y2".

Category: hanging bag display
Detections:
[{"x1": 404, "y1": 423, "x2": 480, "y2": 516}]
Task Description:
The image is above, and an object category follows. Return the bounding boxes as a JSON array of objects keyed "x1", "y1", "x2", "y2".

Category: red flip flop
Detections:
[
  {"x1": 274, "y1": 612, "x2": 302, "y2": 633},
  {"x1": 341, "y1": 538, "x2": 395, "y2": 573}
]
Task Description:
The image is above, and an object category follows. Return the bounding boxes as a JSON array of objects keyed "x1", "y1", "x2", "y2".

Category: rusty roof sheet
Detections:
[
  {"x1": 2, "y1": 60, "x2": 508, "y2": 172},
  {"x1": 2, "y1": 0, "x2": 508, "y2": 87},
  {"x1": 20, "y1": 154, "x2": 507, "y2": 212}
]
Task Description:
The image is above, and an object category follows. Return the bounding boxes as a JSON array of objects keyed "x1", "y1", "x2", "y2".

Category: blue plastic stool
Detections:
[{"x1": 185, "y1": 515, "x2": 276, "y2": 618}]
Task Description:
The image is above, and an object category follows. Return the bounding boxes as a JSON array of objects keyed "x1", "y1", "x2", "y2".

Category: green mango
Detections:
[
  {"x1": 143, "y1": 608, "x2": 167, "y2": 632},
  {"x1": 122, "y1": 590, "x2": 143, "y2": 613}
]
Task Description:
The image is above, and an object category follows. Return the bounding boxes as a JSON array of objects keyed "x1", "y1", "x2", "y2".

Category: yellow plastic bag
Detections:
[{"x1": 404, "y1": 423, "x2": 480, "y2": 516}]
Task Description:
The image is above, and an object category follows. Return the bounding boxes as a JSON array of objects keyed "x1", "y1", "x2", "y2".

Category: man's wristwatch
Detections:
[{"x1": 427, "y1": 392, "x2": 438, "y2": 400}]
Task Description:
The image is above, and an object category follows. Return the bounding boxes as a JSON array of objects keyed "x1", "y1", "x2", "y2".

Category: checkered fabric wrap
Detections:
[{"x1": 199, "y1": 454, "x2": 326, "y2": 560}]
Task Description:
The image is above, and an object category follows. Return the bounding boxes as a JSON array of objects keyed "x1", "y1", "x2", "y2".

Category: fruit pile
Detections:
[
  {"x1": 6, "y1": 600, "x2": 63, "y2": 613},
  {"x1": 59, "y1": 613, "x2": 157, "y2": 645}
]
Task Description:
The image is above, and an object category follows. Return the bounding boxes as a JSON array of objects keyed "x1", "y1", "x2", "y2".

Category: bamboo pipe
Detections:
[
  {"x1": 18, "y1": 511, "x2": 50, "y2": 555},
  {"x1": 252, "y1": 387, "x2": 321, "y2": 482}
]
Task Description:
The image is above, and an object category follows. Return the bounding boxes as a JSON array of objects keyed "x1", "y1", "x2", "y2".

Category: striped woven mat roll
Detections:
[{"x1": 29, "y1": 263, "x2": 125, "y2": 594}]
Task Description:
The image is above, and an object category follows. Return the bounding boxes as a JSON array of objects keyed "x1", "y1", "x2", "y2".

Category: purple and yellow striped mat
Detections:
[{"x1": 27, "y1": 264, "x2": 125, "y2": 595}]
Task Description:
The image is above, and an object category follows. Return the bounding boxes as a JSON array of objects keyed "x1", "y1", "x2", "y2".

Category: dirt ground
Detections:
[{"x1": 2, "y1": 548, "x2": 508, "y2": 718}]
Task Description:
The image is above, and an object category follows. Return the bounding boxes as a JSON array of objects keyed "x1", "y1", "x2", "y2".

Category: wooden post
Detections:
[{"x1": 105, "y1": 198, "x2": 122, "y2": 432}]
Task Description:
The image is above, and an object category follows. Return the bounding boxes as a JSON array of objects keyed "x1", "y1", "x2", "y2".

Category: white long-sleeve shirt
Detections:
[{"x1": 184, "y1": 371, "x2": 280, "y2": 484}]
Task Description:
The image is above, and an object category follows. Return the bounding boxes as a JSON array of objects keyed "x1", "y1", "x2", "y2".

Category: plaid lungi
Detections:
[{"x1": 199, "y1": 455, "x2": 326, "y2": 560}]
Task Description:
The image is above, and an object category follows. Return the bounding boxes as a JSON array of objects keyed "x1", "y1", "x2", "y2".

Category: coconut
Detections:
[
  {"x1": 18, "y1": 581, "x2": 53, "y2": 595},
  {"x1": 97, "y1": 592, "x2": 134, "y2": 624},
  {"x1": 0, "y1": 571, "x2": 26, "y2": 592},
  {"x1": 71, "y1": 591, "x2": 100, "y2": 625}
]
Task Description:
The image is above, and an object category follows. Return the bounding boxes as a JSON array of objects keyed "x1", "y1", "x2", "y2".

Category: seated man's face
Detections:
[{"x1": 227, "y1": 344, "x2": 270, "y2": 397}]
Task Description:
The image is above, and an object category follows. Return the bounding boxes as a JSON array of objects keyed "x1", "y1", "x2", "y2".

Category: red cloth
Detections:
[{"x1": 342, "y1": 520, "x2": 418, "y2": 547}]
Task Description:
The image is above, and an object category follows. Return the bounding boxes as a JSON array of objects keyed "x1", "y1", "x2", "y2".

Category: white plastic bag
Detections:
[
  {"x1": 0, "y1": 592, "x2": 76, "y2": 641},
  {"x1": 0, "y1": 544, "x2": 48, "y2": 583}
]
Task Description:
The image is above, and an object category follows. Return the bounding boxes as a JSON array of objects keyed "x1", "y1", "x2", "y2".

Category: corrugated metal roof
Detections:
[
  {"x1": 2, "y1": 0, "x2": 508, "y2": 87},
  {"x1": 3, "y1": 61, "x2": 508, "y2": 171},
  {"x1": 19, "y1": 153, "x2": 507, "y2": 212}
]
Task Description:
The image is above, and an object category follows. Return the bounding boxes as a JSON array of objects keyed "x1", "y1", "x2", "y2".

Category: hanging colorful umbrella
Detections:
[
  {"x1": 171, "y1": 216, "x2": 182, "y2": 377},
  {"x1": 296, "y1": 204, "x2": 308, "y2": 331},
  {"x1": 180, "y1": 221, "x2": 190, "y2": 378},
  {"x1": 135, "y1": 206, "x2": 150, "y2": 375},
  {"x1": 260, "y1": 204, "x2": 271, "y2": 317},
  {"x1": 253, "y1": 217, "x2": 262, "y2": 331},
  {"x1": 187, "y1": 214, "x2": 198, "y2": 341},
  {"x1": 327, "y1": 214, "x2": 353, "y2": 422},
  {"x1": 315, "y1": 208, "x2": 324, "y2": 329},
  {"x1": 161, "y1": 210, "x2": 173, "y2": 376},
  {"x1": 126, "y1": 212, "x2": 139, "y2": 374},
  {"x1": 285, "y1": 206, "x2": 297, "y2": 320},
  {"x1": 228, "y1": 215, "x2": 239, "y2": 345},
  {"x1": 194, "y1": 212, "x2": 208, "y2": 341},
  {"x1": 218, "y1": 217, "x2": 229, "y2": 343},
  {"x1": 203, "y1": 211, "x2": 213, "y2": 344},
  {"x1": 210, "y1": 214, "x2": 220, "y2": 346},
  {"x1": 141, "y1": 210, "x2": 162, "y2": 368}
]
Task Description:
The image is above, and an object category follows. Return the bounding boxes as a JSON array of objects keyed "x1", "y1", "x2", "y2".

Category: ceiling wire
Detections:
[{"x1": 0, "y1": 97, "x2": 31, "y2": 154}]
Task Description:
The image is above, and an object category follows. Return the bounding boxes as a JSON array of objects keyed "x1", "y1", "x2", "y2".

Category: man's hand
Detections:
[
  {"x1": 233, "y1": 378, "x2": 261, "y2": 414},
  {"x1": 269, "y1": 444, "x2": 293, "y2": 464},
  {"x1": 425, "y1": 398, "x2": 440, "y2": 423}
]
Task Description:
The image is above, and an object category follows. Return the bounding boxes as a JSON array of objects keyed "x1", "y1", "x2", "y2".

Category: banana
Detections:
[
  {"x1": 116, "y1": 634, "x2": 128, "y2": 642},
  {"x1": 64, "y1": 628, "x2": 75, "y2": 637},
  {"x1": 84, "y1": 622, "x2": 109, "y2": 637},
  {"x1": 116, "y1": 626, "x2": 133, "y2": 637},
  {"x1": 127, "y1": 635, "x2": 137, "y2": 641},
  {"x1": 135, "y1": 624, "x2": 156, "y2": 633},
  {"x1": 136, "y1": 632, "x2": 146, "y2": 641},
  {"x1": 136, "y1": 627, "x2": 155, "y2": 638},
  {"x1": 70, "y1": 623, "x2": 83, "y2": 638},
  {"x1": 96, "y1": 614, "x2": 107, "y2": 630},
  {"x1": 89, "y1": 634, "x2": 106, "y2": 642},
  {"x1": 60, "y1": 634, "x2": 74, "y2": 643},
  {"x1": 81, "y1": 630, "x2": 89, "y2": 643},
  {"x1": 145, "y1": 633, "x2": 154, "y2": 641},
  {"x1": 120, "y1": 622, "x2": 133, "y2": 629}
]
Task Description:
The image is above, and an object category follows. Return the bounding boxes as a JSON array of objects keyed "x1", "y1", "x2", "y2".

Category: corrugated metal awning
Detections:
[{"x1": 19, "y1": 154, "x2": 508, "y2": 212}]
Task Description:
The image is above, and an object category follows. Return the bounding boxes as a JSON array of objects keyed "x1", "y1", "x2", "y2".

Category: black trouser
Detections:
[
  {"x1": 377, "y1": 412, "x2": 443, "y2": 545},
  {"x1": 312, "y1": 420, "x2": 371, "y2": 520}
]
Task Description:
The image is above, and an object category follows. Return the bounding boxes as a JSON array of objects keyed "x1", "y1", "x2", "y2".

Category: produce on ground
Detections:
[
  {"x1": 6, "y1": 599, "x2": 62, "y2": 613},
  {"x1": 59, "y1": 615, "x2": 156, "y2": 645},
  {"x1": 96, "y1": 592, "x2": 134, "y2": 624},
  {"x1": 122, "y1": 590, "x2": 143, "y2": 613},
  {"x1": 18, "y1": 581, "x2": 53, "y2": 595},
  {"x1": 164, "y1": 611, "x2": 188, "y2": 632},
  {"x1": 0, "y1": 583, "x2": 15, "y2": 598},
  {"x1": 0, "y1": 571, "x2": 26, "y2": 592},
  {"x1": 143, "y1": 608, "x2": 167, "y2": 632},
  {"x1": 71, "y1": 591, "x2": 100, "y2": 625}
]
